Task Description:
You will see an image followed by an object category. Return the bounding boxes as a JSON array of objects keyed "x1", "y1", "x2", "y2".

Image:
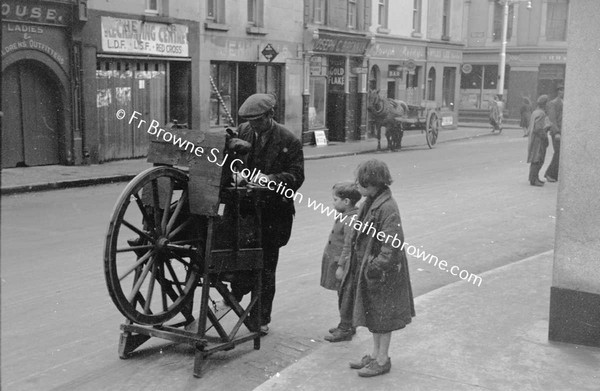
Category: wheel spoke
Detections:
[
  {"x1": 167, "y1": 249, "x2": 193, "y2": 268},
  {"x1": 118, "y1": 249, "x2": 153, "y2": 281},
  {"x1": 161, "y1": 178, "x2": 174, "y2": 234},
  {"x1": 133, "y1": 192, "x2": 153, "y2": 230},
  {"x1": 127, "y1": 255, "x2": 156, "y2": 303},
  {"x1": 116, "y1": 244, "x2": 154, "y2": 253},
  {"x1": 166, "y1": 191, "x2": 187, "y2": 235},
  {"x1": 121, "y1": 220, "x2": 155, "y2": 243},
  {"x1": 160, "y1": 264, "x2": 169, "y2": 312},
  {"x1": 164, "y1": 260, "x2": 185, "y2": 296},
  {"x1": 167, "y1": 217, "x2": 193, "y2": 240},
  {"x1": 151, "y1": 179, "x2": 162, "y2": 235},
  {"x1": 144, "y1": 262, "x2": 157, "y2": 314}
]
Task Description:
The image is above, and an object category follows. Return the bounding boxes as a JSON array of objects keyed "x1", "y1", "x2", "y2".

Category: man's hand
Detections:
[{"x1": 247, "y1": 173, "x2": 271, "y2": 188}]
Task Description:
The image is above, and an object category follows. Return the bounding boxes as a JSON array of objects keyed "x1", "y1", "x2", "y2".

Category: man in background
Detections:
[{"x1": 544, "y1": 85, "x2": 564, "y2": 182}]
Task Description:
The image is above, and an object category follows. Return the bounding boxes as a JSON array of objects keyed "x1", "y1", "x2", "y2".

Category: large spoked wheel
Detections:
[
  {"x1": 104, "y1": 166, "x2": 204, "y2": 326},
  {"x1": 426, "y1": 112, "x2": 439, "y2": 149}
]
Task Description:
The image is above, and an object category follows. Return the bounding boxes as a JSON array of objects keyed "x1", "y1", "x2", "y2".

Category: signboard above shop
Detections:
[
  {"x1": 101, "y1": 17, "x2": 189, "y2": 57},
  {"x1": 312, "y1": 33, "x2": 370, "y2": 55}
]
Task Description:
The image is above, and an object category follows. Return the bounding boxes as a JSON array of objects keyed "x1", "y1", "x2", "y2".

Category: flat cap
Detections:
[
  {"x1": 537, "y1": 94, "x2": 549, "y2": 106},
  {"x1": 238, "y1": 93, "x2": 276, "y2": 120}
]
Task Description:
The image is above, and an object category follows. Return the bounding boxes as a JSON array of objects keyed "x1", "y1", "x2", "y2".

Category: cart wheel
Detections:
[
  {"x1": 426, "y1": 112, "x2": 439, "y2": 148},
  {"x1": 104, "y1": 166, "x2": 204, "y2": 325}
]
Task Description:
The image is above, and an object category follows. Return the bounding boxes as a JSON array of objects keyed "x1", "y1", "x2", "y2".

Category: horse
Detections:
[{"x1": 367, "y1": 90, "x2": 409, "y2": 151}]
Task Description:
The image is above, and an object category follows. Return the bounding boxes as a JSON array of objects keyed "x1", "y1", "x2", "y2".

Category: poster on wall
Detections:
[
  {"x1": 101, "y1": 17, "x2": 189, "y2": 57},
  {"x1": 328, "y1": 57, "x2": 345, "y2": 93}
]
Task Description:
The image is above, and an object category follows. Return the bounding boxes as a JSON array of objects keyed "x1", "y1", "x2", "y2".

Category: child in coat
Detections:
[
  {"x1": 320, "y1": 182, "x2": 362, "y2": 342},
  {"x1": 348, "y1": 159, "x2": 415, "y2": 377}
]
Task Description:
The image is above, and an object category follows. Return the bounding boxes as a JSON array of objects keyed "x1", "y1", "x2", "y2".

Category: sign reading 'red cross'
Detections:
[{"x1": 101, "y1": 17, "x2": 189, "y2": 57}]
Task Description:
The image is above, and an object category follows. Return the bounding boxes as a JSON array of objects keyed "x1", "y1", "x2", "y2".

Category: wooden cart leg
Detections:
[
  {"x1": 118, "y1": 330, "x2": 151, "y2": 359},
  {"x1": 193, "y1": 347, "x2": 206, "y2": 378}
]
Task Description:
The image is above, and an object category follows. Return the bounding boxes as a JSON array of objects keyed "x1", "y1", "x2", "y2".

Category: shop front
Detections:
[
  {"x1": 367, "y1": 40, "x2": 427, "y2": 106},
  {"x1": 426, "y1": 45, "x2": 463, "y2": 128},
  {"x1": 303, "y1": 31, "x2": 371, "y2": 143},
  {"x1": 200, "y1": 35, "x2": 303, "y2": 139},
  {"x1": 460, "y1": 50, "x2": 566, "y2": 118},
  {"x1": 81, "y1": 12, "x2": 199, "y2": 163},
  {"x1": 1, "y1": 0, "x2": 77, "y2": 168}
]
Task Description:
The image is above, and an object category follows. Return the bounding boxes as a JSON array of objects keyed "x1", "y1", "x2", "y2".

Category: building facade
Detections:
[
  {"x1": 1, "y1": 0, "x2": 83, "y2": 167},
  {"x1": 80, "y1": 0, "x2": 200, "y2": 163},
  {"x1": 368, "y1": 0, "x2": 464, "y2": 129},
  {"x1": 199, "y1": 0, "x2": 305, "y2": 140},
  {"x1": 303, "y1": 0, "x2": 372, "y2": 143},
  {"x1": 461, "y1": 0, "x2": 569, "y2": 118}
]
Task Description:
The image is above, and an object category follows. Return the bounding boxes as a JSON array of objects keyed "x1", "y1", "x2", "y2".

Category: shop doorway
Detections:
[{"x1": 2, "y1": 60, "x2": 62, "y2": 168}]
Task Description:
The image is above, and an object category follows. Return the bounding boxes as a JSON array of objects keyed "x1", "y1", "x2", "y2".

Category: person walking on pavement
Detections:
[
  {"x1": 544, "y1": 85, "x2": 564, "y2": 182},
  {"x1": 520, "y1": 97, "x2": 533, "y2": 137},
  {"x1": 348, "y1": 159, "x2": 415, "y2": 377},
  {"x1": 320, "y1": 182, "x2": 362, "y2": 343},
  {"x1": 489, "y1": 95, "x2": 504, "y2": 133},
  {"x1": 229, "y1": 93, "x2": 305, "y2": 335},
  {"x1": 527, "y1": 95, "x2": 553, "y2": 187}
]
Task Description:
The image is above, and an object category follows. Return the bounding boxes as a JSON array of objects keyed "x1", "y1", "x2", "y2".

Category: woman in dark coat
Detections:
[
  {"x1": 347, "y1": 159, "x2": 415, "y2": 378},
  {"x1": 527, "y1": 95, "x2": 553, "y2": 186},
  {"x1": 520, "y1": 97, "x2": 532, "y2": 137}
]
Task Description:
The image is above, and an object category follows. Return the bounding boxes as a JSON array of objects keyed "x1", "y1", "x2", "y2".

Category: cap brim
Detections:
[{"x1": 241, "y1": 114, "x2": 265, "y2": 120}]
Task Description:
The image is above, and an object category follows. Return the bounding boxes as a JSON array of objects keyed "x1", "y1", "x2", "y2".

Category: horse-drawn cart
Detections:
[
  {"x1": 368, "y1": 91, "x2": 441, "y2": 151},
  {"x1": 103, "y1": 125, "x2": 265, "y2": 377}
]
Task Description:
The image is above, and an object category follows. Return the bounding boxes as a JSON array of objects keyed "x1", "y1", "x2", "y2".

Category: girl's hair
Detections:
[
  {"x1": 332, "y1": 182, "x2": 362, "y2": 204},
  {"x1": 355, "y1": 159, "x2": 393, "y2": 188}
]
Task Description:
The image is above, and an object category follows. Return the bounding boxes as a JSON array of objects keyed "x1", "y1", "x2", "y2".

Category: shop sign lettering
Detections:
[
  {"x1": 427, "y1": 48, "x2": 462, "y2": 62},
  {"x1": 368, "y1": 43, "x2": 426, "y2": 60},
  {"x1": 6, "y1": 23, "x2": 44, "y2": 35},
  {"x1": 1, "y1": 1, "x2": 69, "y2": 25},
  {"x1": 329, "y1": 66, "x2": 345, "y2": 86},
  {"x1": 313, "y1": 35, "x2": 369, "y2": 55},
  {"x1": 1, "y1": 38, "x2": 65, "y2": 65},
  {"x1": 101, "y1": 17, "x2": 189, "y2": 57}
]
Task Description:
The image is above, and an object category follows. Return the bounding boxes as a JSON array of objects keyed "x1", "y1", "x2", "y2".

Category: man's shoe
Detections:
[
  {"x1": 329, "y1": 326, "x2": 356, "y2": 335},
  {"x1": 531, "y1": 180, "x2": 544, "y2": 187},
  {"x1": 545, "y1": 176, "x2": 557, "y2": 182},
  {"x1": 349, "y1": 355, "x2": 374, "y2": 369},
  {"x1": 357, "y1": 358, "x2": 391, "y2": 377},
  {"x1": 324, "y1": 329, "x2": 353, "y2": 342},
  {"x1": 260, "y1": 325, "x2": 269, "y2": 335}
]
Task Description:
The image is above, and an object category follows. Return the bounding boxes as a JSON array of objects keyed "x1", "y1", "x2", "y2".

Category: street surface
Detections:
[{"x1": 1, "y1": 128, "x2": 559, "y2": 390}]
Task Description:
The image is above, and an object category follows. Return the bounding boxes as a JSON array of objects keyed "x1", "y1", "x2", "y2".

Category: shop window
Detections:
[
  {"x1": 248, "y1": 0, "x2": 264, "y2": 26},
  {"x1": 378, "y1": 0, "x2": 388, "y2": 29},
  {"x1": 441, "y1": 0, "x2": 450, "y2": 39},
  {"x1": 493, "y1": 2, "x2": 514, "y2": 41},
  {"x1": 442, "y1": 67, "x2": 456, "y2": 110},
  {"x1": 412, "y1": 0, "x2": 422, "y2": 34},
  {"x1": 309, "y1": 77, "x2": 327, "y2": 129},
  {"x1": 546, "y1": 0, "x2": 568, "y2": 41},
  {"x1": 347, "y1": 0, "x2": 357, "y2": 29},
  {"x1": 369, "y1": 65, "x2": 380, "y2": 91},
  {"x1": 427, "y1": 67, "x2": 436, "y2": 101},
  {"x1": 207, "y1": 0, "x2": 225, "y2": 23},
  {"x1": 313, "y1": 0, "x2": 327, "y2": 24},
  {"x1": 209, "y1": 63, "x2": 235, "y2": 127}
]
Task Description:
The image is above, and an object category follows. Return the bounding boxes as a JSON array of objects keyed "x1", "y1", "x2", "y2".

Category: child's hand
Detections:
[{"x1": 335, "y1": 265, "x2": 344, "y2": 280}]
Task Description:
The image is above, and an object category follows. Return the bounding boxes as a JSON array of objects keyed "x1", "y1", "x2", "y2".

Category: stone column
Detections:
[{"x1": 548, "y1": 0, "x2": 600, "y2": 348}]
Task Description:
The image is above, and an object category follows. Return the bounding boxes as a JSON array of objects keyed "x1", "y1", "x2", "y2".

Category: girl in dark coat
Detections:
[
  {"x1": 520, "y1": 97, "x2": 532, "y2": 137},
  {"x1": 348, "y1": 159, "x2": 415, "y2": 377}
]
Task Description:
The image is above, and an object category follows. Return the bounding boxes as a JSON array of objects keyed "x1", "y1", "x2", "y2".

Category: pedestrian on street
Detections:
[
  {"x1": 348, "y1": 159, "x2": 415, "y2": 378},
  {"x1": 527, "y1": 95, "x2": 553, "y2": 187},
  {"x1": 320, "y1": 182, "x2": 362, "y2": 343},
  {"x1": 544, "y1": 85, "x2": 564, "y2": 182},
  {"x1": 489, "y1": 95, "x2": 504, "y2": 133},
  {"x1": 229, "y1": 93, "x2": 305, "y2": 335},
  {"x1": 520, "y1": 97, "x2": 533, "y2": 137}
]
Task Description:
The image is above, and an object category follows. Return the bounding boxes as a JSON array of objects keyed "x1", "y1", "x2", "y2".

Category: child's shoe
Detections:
[
  {"x1": 324, "y1": 328, "x2": 353, "y2": 342},
  {"x1": 357, "y1": 358, "x2": 391, "y2": 377},
  {"x1": 349, "y1": 355, "x2": 374, "y2": 369}
]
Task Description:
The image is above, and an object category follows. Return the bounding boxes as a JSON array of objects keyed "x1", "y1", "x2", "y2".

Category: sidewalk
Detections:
[
  {"x1": 254, "y1": 251, "x2": 600, "y2": 391},
  {"x1": 1, "y1": 124, "x2": 506, "y2": 195}
]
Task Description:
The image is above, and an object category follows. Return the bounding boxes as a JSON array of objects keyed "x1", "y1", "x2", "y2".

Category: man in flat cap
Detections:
[
  {"x1": 527, "y1": 95, "x2": 553, "y2": 186},
  {"x1": 230, "y1": 93, "x2": 305, "y2": 334},
  {"x1": 544, "y1": 84, "x2": 564, "y2": 182}
]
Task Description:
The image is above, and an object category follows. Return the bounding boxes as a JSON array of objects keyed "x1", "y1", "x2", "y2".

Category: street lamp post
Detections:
[{"x1": 497, "y1": 0, "x2": 531, "y2": 97}]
